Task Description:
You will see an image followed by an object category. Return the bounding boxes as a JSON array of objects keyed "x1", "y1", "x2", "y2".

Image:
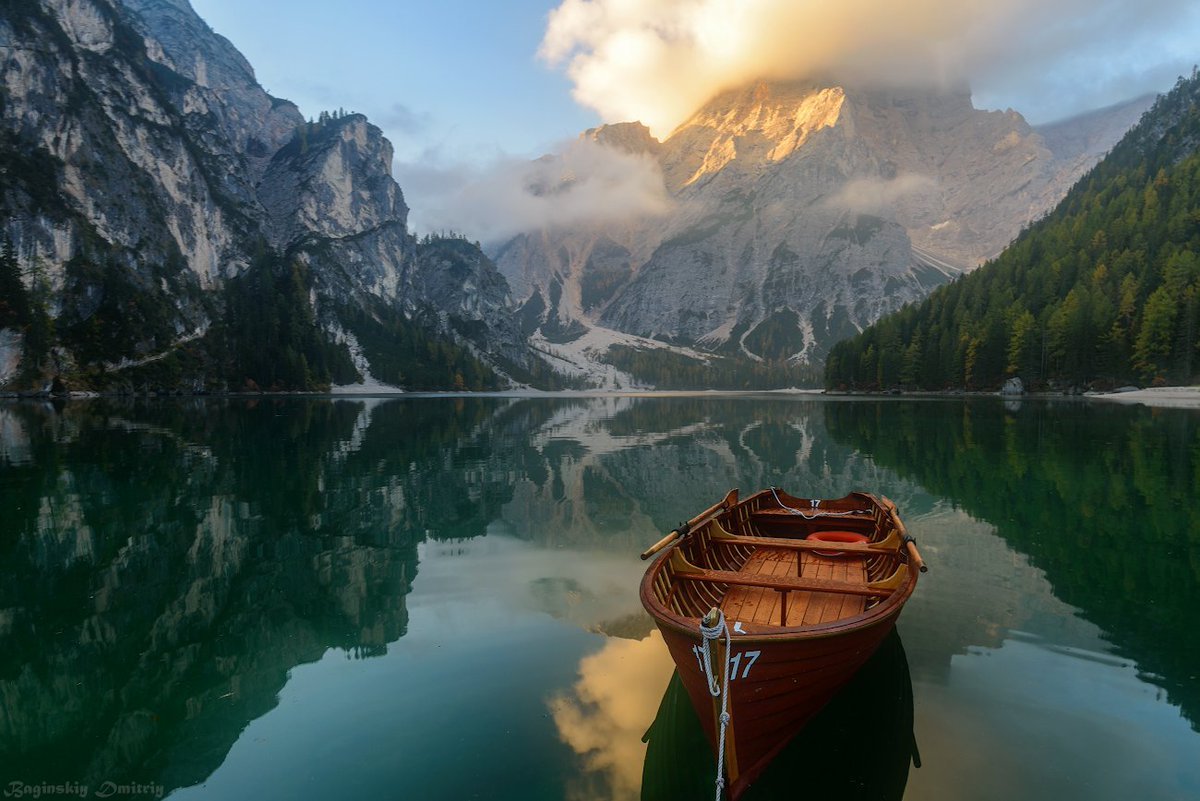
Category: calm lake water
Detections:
[{"x1": 1, "y1": 395, "x2": 1198, "y2": 801}]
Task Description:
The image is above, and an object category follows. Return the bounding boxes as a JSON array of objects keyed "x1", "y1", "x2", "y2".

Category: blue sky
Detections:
[{"x1": 189, "y1": 0, "x2": 598, "y2": 163}]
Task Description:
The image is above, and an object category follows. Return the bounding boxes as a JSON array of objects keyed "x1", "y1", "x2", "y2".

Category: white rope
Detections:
[
  {"x1": 700, "y1": 610, "x2": 733, "y2": 801},
  {"x1": 769, "y1": 486, "x2": 861, "y2": 520}
]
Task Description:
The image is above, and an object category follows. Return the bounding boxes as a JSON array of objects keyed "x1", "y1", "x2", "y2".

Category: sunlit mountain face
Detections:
[{"x1": 495, "y1": 80, "x2": 1150, "y2": 378}]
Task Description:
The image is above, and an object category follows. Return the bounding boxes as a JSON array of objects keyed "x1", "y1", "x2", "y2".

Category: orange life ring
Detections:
[{"x1": 806, "y1": 530, "x2": 869, "y2": 557}]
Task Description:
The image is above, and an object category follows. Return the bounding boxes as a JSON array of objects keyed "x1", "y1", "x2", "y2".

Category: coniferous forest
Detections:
[
  {"x1": 825, "y1": 71, "x2": 1200, "y2": 391},
  {"x1": 603, "y1": 344, "x2": 823, "y2": 390}
]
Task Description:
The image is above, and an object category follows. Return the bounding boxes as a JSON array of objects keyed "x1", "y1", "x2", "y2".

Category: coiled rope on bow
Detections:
[
  {"x1": 700, "y1": 608, "x2": 733, "y2": 801},
  {"x1": 769, "y1": 486, "x2": 860, "y2": 520}
]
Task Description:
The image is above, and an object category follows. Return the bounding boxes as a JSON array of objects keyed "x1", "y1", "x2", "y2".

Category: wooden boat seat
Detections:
[
  {"x1": 671, "y1": 545, "x2": 908, "y2": 627},
  {"x1": 670, "y1": 550, "x2": 907, "y2": 598},
  {"x1": 721, "y1": 546, "x2": 868, "y2": 627},
  {"x1": 708, "y1": 520, "x2": 902, "y2": 556}
]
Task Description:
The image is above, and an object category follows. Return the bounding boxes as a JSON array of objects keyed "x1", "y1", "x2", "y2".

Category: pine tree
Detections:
[{"x1": 0, "y1": 236, "x2": 30, "y2": 329}]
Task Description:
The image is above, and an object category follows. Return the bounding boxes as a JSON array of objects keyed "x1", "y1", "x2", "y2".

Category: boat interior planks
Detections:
[{"x1": 718, "y1": 547, "x2": 868, "y2": 627}]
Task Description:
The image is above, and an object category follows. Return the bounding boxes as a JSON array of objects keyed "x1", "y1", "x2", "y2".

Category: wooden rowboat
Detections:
[{"x1": 638, "y1": 487, "x2": 925, "y2": 800}]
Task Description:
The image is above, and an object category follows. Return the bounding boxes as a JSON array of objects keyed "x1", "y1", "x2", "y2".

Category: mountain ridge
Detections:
[
  {"x1": 495, "y1": 79, "x2": 1153, "y2": 382},
  {"x1": 0, "y1": 0, "x2": 547, "y2": 392}
]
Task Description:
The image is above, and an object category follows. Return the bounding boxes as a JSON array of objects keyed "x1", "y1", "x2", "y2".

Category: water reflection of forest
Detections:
[
  {"x1": 9, "y1": 394, "x2": 1186, "y2": 794},
  {"x1": 824, "y1": 399, "x2": 1200, "y2": 732},
  {"x1": 0, "y1": 396, "x2": 929, "y2": 791},
  {"x1": 0, "y1": 400, "x2": 420, "y2": 790}
]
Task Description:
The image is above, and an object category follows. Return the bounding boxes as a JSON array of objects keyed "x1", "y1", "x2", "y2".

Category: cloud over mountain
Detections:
[
  {"x1": 398, "y1": 138, "x2": 672, "y2": 244},
  {"x1": 540, "y1": 0, "x2": 1200, "y2": 134}
]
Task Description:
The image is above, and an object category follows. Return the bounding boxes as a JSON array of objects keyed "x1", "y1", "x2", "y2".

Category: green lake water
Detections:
[{"x1": 1, "y1": 395, "x2": 1198, "y2": 800}]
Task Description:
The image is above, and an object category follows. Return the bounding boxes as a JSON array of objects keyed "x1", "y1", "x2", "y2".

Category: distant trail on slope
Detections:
[{"x1": 909, "y1": 245, "x2": 966, "y2": 278}]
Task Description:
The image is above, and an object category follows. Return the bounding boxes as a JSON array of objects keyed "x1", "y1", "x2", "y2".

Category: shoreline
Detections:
[
  {"x1": 3, "y1": 386, "x2": 1198, "y2": 409},
  {"x1": 1084, "y1": 386, "x2": 1200, "y2": 409},
  {"x1": 825, "y1": 386, "x2": 1200, "y2": 409}
]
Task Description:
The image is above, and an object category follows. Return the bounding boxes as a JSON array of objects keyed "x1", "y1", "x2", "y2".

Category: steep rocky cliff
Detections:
[
  {"x1": 497, "y1": 80, "x2": 1152, "y2": 368},
  {"x1": 0, "y1": 0, "x2": 536, "y2": 391}
]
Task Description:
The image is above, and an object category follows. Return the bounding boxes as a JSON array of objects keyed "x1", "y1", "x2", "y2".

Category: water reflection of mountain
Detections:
[
  {"x1": 0, "y1": 398, "x2": 618, "y2": 790},
  {"x1": 0, "y1": 401, "x2": 417, "y2": 790},
  {"x1": 824, "y1": 399, "x2": 1200, "y2": 732},
  {"x1": 502, "y1": 397, "x2": 938, "y2": 550},
  {"x1": 0, "y1": 395, "x2": 938, "y2": 792}
]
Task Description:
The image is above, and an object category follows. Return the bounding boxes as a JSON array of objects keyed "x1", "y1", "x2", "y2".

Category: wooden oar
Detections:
[
  {"x1": 640, "y1": 488, "x2": 739, "y2": 560},
  {"x1": 880, "y1": 496, "x2": 928, "y2": 573}
]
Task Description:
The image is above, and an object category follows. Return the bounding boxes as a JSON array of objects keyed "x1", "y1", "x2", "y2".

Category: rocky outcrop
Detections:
[
  {"x1": 1000, "y1": 376, "x2": 1025, "y2": 396},
  {"x1": 497, "y1": 80, "x2": 1153, "y2": 365},
  {"x1": 257, "y1": 114, "x2": 411, "y2": 249},
  {"x1": 2, "y1": 0, "x2": 233, "y2": 305}
]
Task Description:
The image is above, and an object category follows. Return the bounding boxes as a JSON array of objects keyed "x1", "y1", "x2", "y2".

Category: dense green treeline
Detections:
[
  {"x1": 336, "y1": 301, "x2": 503, "y2": 391},
  {"x1": 2, "y1": 235, "x2": 514, "y2": 392},
  {"x1": 216, "y1": 247, "x2": 360, "y2": 391},
  {"x1": 826, "y1": 71, "x2": 1200, "y2": 391},
  {"x1": 605, "y1": 344, "x2": 823, "y2": 389},
  {"x1": 219, "y1": 243, "x2": 507, "y2": 392}
]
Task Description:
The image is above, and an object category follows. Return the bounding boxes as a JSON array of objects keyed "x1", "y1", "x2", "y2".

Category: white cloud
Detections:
[
  {"x1": 825, "y1": 173, "x2": 937, "y2": 214},
  {"x1": 540, "y1": 0, "x2": 1200, "y2": 134},
  {"x1": 397, "y1": 138, "x2": 672, "y2": 244}
]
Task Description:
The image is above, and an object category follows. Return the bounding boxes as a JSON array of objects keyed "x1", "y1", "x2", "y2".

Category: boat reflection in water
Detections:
[{"x1": 641, "y1": 629, "x2": 917, "y2": 801}]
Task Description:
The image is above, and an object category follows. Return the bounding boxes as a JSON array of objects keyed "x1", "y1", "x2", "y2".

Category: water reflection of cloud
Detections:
[
  {"x1": 410, "y1": 525, "x2": 650, "y2": 634},
  {"x1": 550, "y1": 631, "x2": 676, "y2": 801}
]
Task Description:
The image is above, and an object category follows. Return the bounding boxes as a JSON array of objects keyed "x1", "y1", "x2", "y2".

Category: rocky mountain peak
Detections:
[
  {"x1": 663, "y1": 80, "x2": 846, "y2": 189},
  {"x1": 122, "y1": 0, "x2": 303, "y2": 186},
  {"x1": 582, "y1": 121, "x2": 661, "y2": 156},
  {"x1": 260, "y1": 114, "x2": 409, "y2": 248},
  {"x1": 124, "y1": 0, "x2": 257, "y2": 86},
  {"x1": 496, "y1": 77, "x2": 1154, "y2": 375}
]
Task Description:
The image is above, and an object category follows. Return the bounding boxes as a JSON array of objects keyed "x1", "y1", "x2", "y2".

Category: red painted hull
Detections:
[{"x1": 655, "y1": 609, "x2": 902, "y2": 799}]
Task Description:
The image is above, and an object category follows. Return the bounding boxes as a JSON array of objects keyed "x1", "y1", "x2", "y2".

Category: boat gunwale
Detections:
[
  {"x1": 638, "y1": 489, "x2": 919, "y2": 643},
  {"x1": 640, "y1": 564, "x2": 916, "y2": 642}
]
